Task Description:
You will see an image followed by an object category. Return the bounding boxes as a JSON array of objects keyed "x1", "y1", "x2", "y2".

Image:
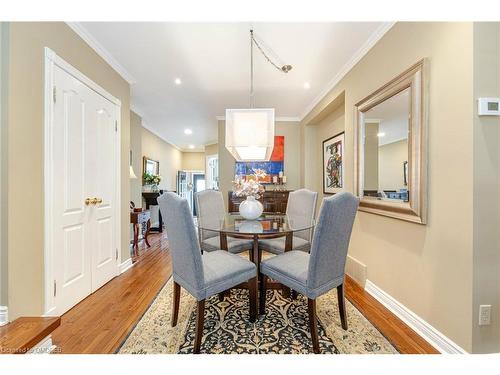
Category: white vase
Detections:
[{"x1": 239, "y1": 196, "x2": 264, "y2": 220}]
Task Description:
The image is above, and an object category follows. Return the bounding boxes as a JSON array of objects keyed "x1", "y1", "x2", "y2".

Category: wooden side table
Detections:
[{"x1": 130, "y1": 210, "x2": 151, "y2": 257}]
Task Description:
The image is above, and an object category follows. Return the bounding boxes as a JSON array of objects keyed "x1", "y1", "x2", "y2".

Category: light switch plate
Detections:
[{"x1": 479, "y1": 305, "x2": 492, "y2": 326}]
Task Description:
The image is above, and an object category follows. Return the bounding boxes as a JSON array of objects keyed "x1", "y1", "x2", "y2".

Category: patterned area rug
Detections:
[{"x1": 118, "y1": 278, "x2": 398, "y2": 354}]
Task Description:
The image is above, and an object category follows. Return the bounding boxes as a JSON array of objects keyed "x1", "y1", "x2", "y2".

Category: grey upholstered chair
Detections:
[
  {"x1": 259, "y1": 188, "x2": 318, "y2": 254},
  {"x1": 195, "y1": 190, "x2": 253, "y2": 256},
  {"x1": 158, "y1": 192, "x2": 258, "y2": 354},
  {"x1": 259, "y1": 192, "x2": 359, "y2": 353}
]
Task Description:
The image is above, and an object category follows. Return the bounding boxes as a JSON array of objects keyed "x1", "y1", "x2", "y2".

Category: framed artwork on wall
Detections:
[
  {"x1": 322, "y1": 132, "x2": 344, "y2": 194},
  {"x1": 234, "y1": 135, "x2": 284, "y2": 184}
]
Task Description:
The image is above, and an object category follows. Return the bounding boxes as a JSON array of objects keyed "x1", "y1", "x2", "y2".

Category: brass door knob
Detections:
[
  {"x1": 95, "y1": 198, "x2": 103, "y2": 204},
  {"x1": 86, "y1": 198, "x2": 98, "y2": 205}
]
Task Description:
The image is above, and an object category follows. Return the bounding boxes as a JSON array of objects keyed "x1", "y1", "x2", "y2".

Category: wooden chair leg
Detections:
[
  {"x1": 337, "y1": 284, "x2": 348, "y2": 330},
  {"x1": 259, "y1": 274, "x2": 267, "y2": 315},
  {"x1": 248, "y1": 276, "x2": 257, "y2": 322},
  {"x1": 307, "y1": 298, "x2": 320, "y2": 354},
  {"x1": 171, "y1": 281, "x2": 180, "y2": 327},
  {"x1": 194, "y1": 299, "x2": 205, "y2": 354}
]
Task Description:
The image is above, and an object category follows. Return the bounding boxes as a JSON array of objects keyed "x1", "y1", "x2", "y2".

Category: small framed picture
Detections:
[{"x1": 322, "y1": 132, "x2": 345, "y2": 194}]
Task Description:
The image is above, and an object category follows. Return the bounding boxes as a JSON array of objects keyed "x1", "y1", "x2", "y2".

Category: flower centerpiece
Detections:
[
  {"x1": 232, "y1": 169, "x2": 266, "y2": 220},
  {"x1": 143, "y1": 172, "x2": 162, "y2": 192}
]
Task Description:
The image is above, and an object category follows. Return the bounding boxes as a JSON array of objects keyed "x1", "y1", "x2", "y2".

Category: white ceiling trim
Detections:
[
  {"x1": 299, "y1": 22, "x2": 395, "y2": 121},
  {"x1": 66, "y1": 22, "x2": 137, "y2": 84},
  {"x1": 215, "y1": 115, "x2": 301, "y2": 122}
]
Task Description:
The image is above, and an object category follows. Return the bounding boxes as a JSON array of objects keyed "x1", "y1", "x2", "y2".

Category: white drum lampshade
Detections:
[{"x1": 225, "y1": 108, "x2": 275, "y2": 161}]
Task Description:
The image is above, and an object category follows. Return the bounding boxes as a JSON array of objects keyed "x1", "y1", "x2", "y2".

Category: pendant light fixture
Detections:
[{"x1": 225, "y1": 30, "x2": 292, "y2": 161}]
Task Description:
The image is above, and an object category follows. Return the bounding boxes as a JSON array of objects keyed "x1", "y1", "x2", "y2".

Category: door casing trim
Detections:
[{"x1": 43, "y1": 47, "x2": 122, "y2": 315}]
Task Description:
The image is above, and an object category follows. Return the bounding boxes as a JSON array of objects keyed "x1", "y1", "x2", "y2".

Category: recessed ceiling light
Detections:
[
  {"x1": 303, "y1": 82, "x2": 311, "y2": 89},
  {"x1": 377, "y1": 132, "x2": 386, "y2": 137},
  {"x1": 188, "y1": 145, "x2": 195, "y2": 149},
  {"x1": 184, "y1": 129, "x2": 192, "y2": 135},
  {"x1": 174, "y1": 78, "x2": 182, "y2": 85}
]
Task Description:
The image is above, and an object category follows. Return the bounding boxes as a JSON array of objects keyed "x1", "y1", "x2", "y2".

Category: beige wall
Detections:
[
  {"x1": 218, "y1": 120, "x2": 302, "y2": 202},
  {"x1": 0, "y1": 22, "x2": 7, "y2": 306},
  {"x1": 303, "y1": 105, "x2": 345, "y2": 208},
  {"x1": 472, "y1": 22, "x2": 500, "y2": 353},
  {"x1": 130, "y1": 111, "x2": 142, "y2": 206},
  {"x1": 4, "y1": 22, "x2": 131, "y2": 319},
  {"x1": 378, "y1": 139, "x2": 408, "y2": 191},
  {"x1": 181, "y1": 152, "x2": 205, "y2": 171},
  {"x1": 205, "y1": 143, "x2": 218, "y2": 158},
  {"x1": 141, "y1": 127, "x2": 181, "y2": 191},
  {"x1": 301, "y1": 22, "x2": 475, "y2": 351}
]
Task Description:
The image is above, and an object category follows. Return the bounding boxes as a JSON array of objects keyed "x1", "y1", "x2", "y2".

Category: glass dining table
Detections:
[{"x1": 197, "y1": 213, "x2": 315, "y2": 298}]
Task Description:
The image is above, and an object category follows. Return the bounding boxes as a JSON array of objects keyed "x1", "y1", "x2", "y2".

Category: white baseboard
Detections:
[
  {"x1": 28, "y1": 335, "x2": 56, "y2": 354},
  {"x1": 365, "y1": 280, "x2": 467, "y2": 354},
  {"x1": 345, "y1": 255, "x2": 367, "y2": 287},
  {"x1": 119, "y1": 258, "x2": 134, "y2": 274}
]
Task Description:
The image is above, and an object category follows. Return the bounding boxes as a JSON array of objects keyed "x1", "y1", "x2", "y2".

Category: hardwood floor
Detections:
[
  {"x1": 345, "y1": 275, "x2": 439, "y2": 354},
  {"x1": 51, "y1": 232, "x2": 438, "y2": 354},
  {"x1": 51, "y1": 233, "x2": 172, "y2": 354}
]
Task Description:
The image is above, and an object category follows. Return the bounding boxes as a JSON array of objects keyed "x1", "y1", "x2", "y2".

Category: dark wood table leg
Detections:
[
  {"x1": 253, "y1": 235, "x2": 259, "y2": 267},
  {"x1": 219, "y1": 232, "x2": 229, "y2": 301},
  {"x1": 282, "y1": 232, "x2": 293, "y2": 299},
  {"x1": 220, "y1": 232, "x2": 228, "y2": 251},
  {"x1": 133, "y1": 223, "x2": 139, "y2": 257},
  {"x1": 144, "y1": 219, "x2": 151, "y2": 247}
]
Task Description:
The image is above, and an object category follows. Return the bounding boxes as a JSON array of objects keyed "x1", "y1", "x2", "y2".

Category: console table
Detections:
[
  {"x1": 228, "y1": 190, "x2": 291, "y2": 214},
  {"x1": 130, "y1": 210, "x2": 151, "y2": 256}
]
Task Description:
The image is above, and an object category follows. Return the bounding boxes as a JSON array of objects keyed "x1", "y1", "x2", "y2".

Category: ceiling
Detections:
[{"x1": 73, "y1": 22, "x2": 393, "y2": 151}]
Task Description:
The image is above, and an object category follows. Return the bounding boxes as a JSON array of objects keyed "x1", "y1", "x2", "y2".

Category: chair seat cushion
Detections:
[
  {"x1": 260, "y1": 250, "x2": 309, "y2": 295},
  {"x1": 260, "y1": 250, "x2": 344, "y2": 299},
  {"x1": 196, "y1": 250, "x2": 256, "y2": 300},
  {"x1": 259, "y1": 236, "x2": 310, "y2": 254},
  {"x1": 201, "y1": 236, "x2": 253, "y2": 254}
]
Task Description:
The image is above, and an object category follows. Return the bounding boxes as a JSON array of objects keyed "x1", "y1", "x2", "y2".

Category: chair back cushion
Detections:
[
  {"x1": 307, "y1": 192, "x2": 359, "y2": 290},
  {"x1": 286, "y1": 189, "x2": 318, "y2": 241},
  {"x1": 158, "y1": 192, "x2": 204, "y2": 291},
  {"x1": 195, "y1": 189, "x2": 225, "y2": 240}
]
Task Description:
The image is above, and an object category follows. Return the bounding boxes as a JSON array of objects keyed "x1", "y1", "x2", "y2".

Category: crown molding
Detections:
[
  {"x1": 300, "y1": 22, "x2": 395, "y2": 121},
  {"x1": 216, "y1": 115, "x2": 300, "y2": 122},
  {"x1": 66, "y1": 22, "x2": 136, "y2": 84}
]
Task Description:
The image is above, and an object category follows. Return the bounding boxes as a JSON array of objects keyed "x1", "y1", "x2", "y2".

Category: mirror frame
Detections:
[
  {"x1": 143, "y1": 156, "x2": 159, "y2": 180},
  {"x1": 354, "y1": 59, "x2": 428, "y2": 224}
]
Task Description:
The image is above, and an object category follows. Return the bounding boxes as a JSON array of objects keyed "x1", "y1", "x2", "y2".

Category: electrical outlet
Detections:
[{"x1": 479, "y1": 305, "x2": 492, "y2": 326}]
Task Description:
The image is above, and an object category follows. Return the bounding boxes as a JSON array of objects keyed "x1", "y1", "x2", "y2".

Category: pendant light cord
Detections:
[
  {"x1": 249, "y1": 29, "x2": 292, "y2": 109},
  {"x1": 250, "y1": 30, "x2": 254, "y2": 108}
]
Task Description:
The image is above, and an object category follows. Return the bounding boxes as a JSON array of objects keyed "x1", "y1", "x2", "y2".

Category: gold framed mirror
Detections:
[
  {"x1": 143, "y1": 156, "x2": 159, "y2": 179},
  {"x1": 354, "y1": 60, "x2": 427, "y2": 224}
]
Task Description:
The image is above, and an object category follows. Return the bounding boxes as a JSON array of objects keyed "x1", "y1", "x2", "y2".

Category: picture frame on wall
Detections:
[{"x1": 322, "y1": 132, "x2": 344, "y2": 194}]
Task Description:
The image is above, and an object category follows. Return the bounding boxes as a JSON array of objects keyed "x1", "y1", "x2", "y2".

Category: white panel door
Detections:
[
  {"x1": 52, "y1": 65, "x2": 93, "y2": 315},
  {"x1": 50, "y1": 64, "x2": 119, "y2": 315},
  {"x1": 88, "y1": 93, "x2": 118, "y2": 292}
]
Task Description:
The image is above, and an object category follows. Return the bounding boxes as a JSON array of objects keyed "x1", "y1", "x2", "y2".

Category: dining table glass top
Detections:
[{"x1": 197, "y1": 213, "x2": 315, "y2": 236}]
